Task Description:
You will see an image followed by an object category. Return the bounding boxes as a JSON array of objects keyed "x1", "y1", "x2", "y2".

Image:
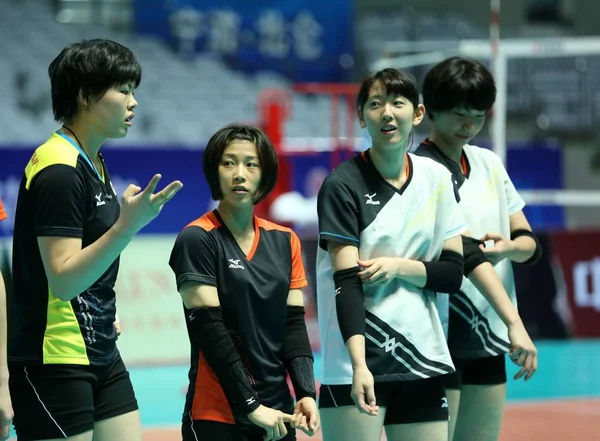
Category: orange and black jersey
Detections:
[
  {"x1": 0, "y1": 198, "x2": 6, "y2": 222},
  {"x1": 10, "y1": 132, "x2": 121, "y2": 366},
  {"x1": 169, "y1": 210, "x2": 308, "y2": 424}
]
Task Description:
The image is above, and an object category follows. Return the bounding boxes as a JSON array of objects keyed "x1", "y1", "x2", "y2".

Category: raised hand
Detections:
[{"x1": 114, "y1": 174, "x2": 183, "y2": 237}]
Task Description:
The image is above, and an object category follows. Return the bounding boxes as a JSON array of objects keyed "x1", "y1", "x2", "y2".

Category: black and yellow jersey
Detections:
[{"x1": 9, "y1": 132, "x2": 121, "y2": 366}]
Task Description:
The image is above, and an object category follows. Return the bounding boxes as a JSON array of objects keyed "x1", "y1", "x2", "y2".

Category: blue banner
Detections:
[
  {"x1": 0, "y1": 141, "x2": 563, "y2": 235},
  {"x1": 133, "y1": 0, "x2": 354, "y2": 82}
]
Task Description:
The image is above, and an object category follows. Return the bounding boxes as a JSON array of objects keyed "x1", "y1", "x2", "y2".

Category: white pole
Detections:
[{"x1": 489, "y1": 0, "x2": 507, "y2": 164}]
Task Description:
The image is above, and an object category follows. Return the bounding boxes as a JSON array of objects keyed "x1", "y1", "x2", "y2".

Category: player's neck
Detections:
[
  {"x1": 369, "y1": 144, "x2": 407, "y2": 185},
  {"x1": 428, "y1": 131, "x2": 462, "y2": 164},
  {"x1": 60, "y1": 118, "x2": 104, "y2": 161},
  {"x1": 217, "y1": 202, "x2": 255, "y2": 239}
]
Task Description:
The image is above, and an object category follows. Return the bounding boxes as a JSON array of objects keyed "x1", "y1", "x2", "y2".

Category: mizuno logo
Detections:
[
  {"x1": 364, "y1": 193, "x2": 380, "y2": 205},
  {"x1": 95, "y1": 193, "x2": 105, "y2": 206},
  {"x1": 228, "y1": 259, "x2": 245, "y2": 269}
]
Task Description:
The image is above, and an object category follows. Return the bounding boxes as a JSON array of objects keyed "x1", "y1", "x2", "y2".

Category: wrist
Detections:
[
  {"x1": 505, "y1": 241, "x2": 519, "y2": 260},
  {"x1": 112, "y1": 221, "x2": 134, "y2": 239},
  {"x1": 506, "y1": 315, "x2": 524, "y2": 329},
  {"x1": 394, "y1": 257, "x2": 408, "y2": 277},
  {"x1": 297, "y1": 393, "x2": 317, "y2": 401},
  {"x1": 352, "y1": 362, "x2": 368, "y2": 371},
  {"x1": 247, "y1": 403, "x2": 263, "y2": 416}
]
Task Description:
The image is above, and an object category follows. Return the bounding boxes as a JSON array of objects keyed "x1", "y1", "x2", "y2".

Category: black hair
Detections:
[
  {"x1": 203, "y1": 124, "x2": 278, "y2": 205},
  {"x1": 422, "y1": 56, "x2": 496, "y2": 119},
  {"x1": 49, "y1": 39, "x2": 142, "y2": 123},
  {"x1": 357, "y1": 68, "x2": 420, "y2": 117}
]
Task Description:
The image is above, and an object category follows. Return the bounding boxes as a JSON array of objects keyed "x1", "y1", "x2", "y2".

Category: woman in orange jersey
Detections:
[{"x1": 169, "y1": 124, "x2": 320, "y2": 441}]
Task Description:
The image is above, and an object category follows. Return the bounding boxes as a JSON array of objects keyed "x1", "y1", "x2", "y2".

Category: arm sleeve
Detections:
[
  {"x1": 30, "y1": 165, "x2": 86, "y2": 238},
  {"x1": 290, "y1": 231, "x2": 308, "y2": 289},
  {"x1": 317, "y1": 177, "x2": 360, "y2": 250},
  {"x1": 169, "y1": 226, "x2": 218, "y2": 290}
]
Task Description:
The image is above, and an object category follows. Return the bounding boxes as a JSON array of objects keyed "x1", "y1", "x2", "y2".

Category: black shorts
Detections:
[
  {"x1": 318, "y1": 376, "x2": 448, "y2": 425},
  {"x1": 9, "y1": 354, "x2": 138, "y2": 440},
  {"x1": 443, "y1": 354, "x2": 507, "y2": 389},
  {"x1": 183, "y1": 410, "x2": 297, "y2": 441}
]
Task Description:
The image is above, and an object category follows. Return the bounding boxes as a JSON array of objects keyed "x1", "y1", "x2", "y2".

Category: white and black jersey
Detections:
[
  {"x1": 316, "y1": 150, "x2": 468, "y2": 385},
  {"x1": 415, "y1": 140, "x2": 526, "y2": 358}
]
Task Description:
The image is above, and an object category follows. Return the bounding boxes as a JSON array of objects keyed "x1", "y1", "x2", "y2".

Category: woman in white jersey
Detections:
[
  {"x1": 415, "y1": 56, "x2": 541, "y2": 441},
  {"x1": 316, "y1": 68, "x2": 468, "y2": 441}
]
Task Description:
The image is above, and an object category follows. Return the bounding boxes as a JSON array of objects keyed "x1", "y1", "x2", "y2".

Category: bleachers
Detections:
[{"x1": 1, "y1": 1, "x2": 599, "y2": 146}]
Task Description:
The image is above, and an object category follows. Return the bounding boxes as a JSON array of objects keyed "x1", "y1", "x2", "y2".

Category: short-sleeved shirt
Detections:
[
  {"x1": 415, "y1": 140, "x2": 526, "y2": 358},
  {"x1": 316, "y1": 150, "x2": 468, "y2": 385},
  {"x1": 169, "y1": 210, "x2": 308, "y2": 424},
  {"x1": 9, "y1": 132, "x2": 121, "y2": 366}
]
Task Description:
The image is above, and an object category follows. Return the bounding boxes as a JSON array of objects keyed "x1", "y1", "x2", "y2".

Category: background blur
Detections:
[{"x1": 1, "y1": 0, "x2": 600, "y2": 440}]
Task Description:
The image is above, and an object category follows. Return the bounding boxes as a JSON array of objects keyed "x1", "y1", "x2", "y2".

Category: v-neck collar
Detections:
[
  {"x1": 360, "y1": 149, "x2": 413, "y2": 195},
  {"x1": 212, "y1": 209, "x2": 261, "y2": 261},
  {"x1": 422, "y1": 138, "x2": 471, "y2": 178}
]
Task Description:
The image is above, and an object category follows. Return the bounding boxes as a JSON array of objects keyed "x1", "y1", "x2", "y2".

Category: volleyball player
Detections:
[
  {"x1": 0, "y1": 198, "x2": 12, "y2": 441},
  {"x1": 415, "y1": 56, "x2": 540, "y2": 441},
  {"x1": 316, "y1": 68, "x2": 469, "y2": 441},
  {"x1": 8, "y1": 39, "x2": 183, "y2": 441},
  {"x1": 169, "y1": 124, "x2": 320, "y2": 441}
]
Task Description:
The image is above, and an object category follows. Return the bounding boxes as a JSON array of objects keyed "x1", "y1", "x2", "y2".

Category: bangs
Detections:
[{"x1": 357, "y1": 68, "x2": 419, "y2": 110}]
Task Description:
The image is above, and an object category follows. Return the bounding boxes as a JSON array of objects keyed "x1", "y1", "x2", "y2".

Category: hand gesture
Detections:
[
  {"x1": 480, "y1": 232, "x2": 515, "y2": 265},
  {"x1": 357, "y1": 257, "x2": 399, "y2": 286},
  {"x1": 291, "y1": 397, "x2": 320, "y2": 436},
  {"x1": 114, "y1": 174, "x2": 183, "y2": 237},
  {"x1": 248, "y1": 405, "x2": 294, "y2": 441},
  {"x1": 351, "y1": 366, "x2": 379, "y2": 416},
  {"x1": 0, "y1": 383, "x2": 13, "y2": 441},
  {"x1": 507, "y1": 322, "x2": 538, "y2": 382}
]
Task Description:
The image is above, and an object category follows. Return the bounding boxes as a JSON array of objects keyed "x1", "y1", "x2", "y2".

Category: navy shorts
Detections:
[
  {"x1": 9, "y1": 354, "x2": 138, "y2": 440},
  {"x1": 443, "y1": 354, "x2": 507, "y2": 389},
  {"x1": 318, "y1": 376, "x2": 448, "y2": 425}
]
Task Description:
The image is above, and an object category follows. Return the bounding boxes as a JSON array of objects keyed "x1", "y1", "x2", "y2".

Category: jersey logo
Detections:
[
  {"x1": 95, "y1": 193, "x2": 106, "y2": 206},
  {"x1": 246, "y1": 397, "x2": 256, "y2": 405},
  {"x1": 364, "y1": 193, "x2": 380, "y2": 205},
  {"x1": 228, "y1": 259, "x2": 245, "y2": 270},
  {"x1": 441, "y1": 397, "x2": 448, "y2": 408}
]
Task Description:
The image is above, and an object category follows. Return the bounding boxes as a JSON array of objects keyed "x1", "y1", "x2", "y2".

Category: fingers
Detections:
[
  {"x1": 280, "y1": 413, "x2": 294, "y2": 424},
  {"x1": 511, "y1": 348, "x2": 537, "y2": 381},
  {"x1": 278, "y1": 417, "x2": 288, "y2": 439},
  {"x1": 357, "y1": 259, "x2": 373, "y2": 267},
  {"x1": 358, "y1": 264, "x2": 381, "y2": 281},
  {"x1": 526, "y1": 352, "x2": 538, "y2": 381},
  {"x1": 294, "y1": 413, "x2": 309, "y2": 433},
  {"x1": 141, "y1": 174, "x2": 162, "y2": 198},
  {"x1": 366, "y1": 386, "x2": 377, "y2": 410},
  {"x1": 0, "y1": 423, "x2": 8, "y2": 441},
  {"x1": 149, "y1": 180, "x2": 184, "y2": 210},
  {"x1": 355, "y1": 392, "x2": 372, "y2": 415},
  {"x1": 353, "y1": 391, "x2": 378, "y2": 416},
  {"x1": 480, "y1": 232, "x2": 501, "y2": 241},
  {"x1": 113, "y1": 321, "x2": 121, "y2": 336},
  {"x1": 121, "y1": 183, "x2": 142, "y2": 200},
  {"x1": 156, "y1": 180, "x2": 184, "y2": 201},
  {"x1": 309, "y1": 413, "x2": 321, "y2": 434}
]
